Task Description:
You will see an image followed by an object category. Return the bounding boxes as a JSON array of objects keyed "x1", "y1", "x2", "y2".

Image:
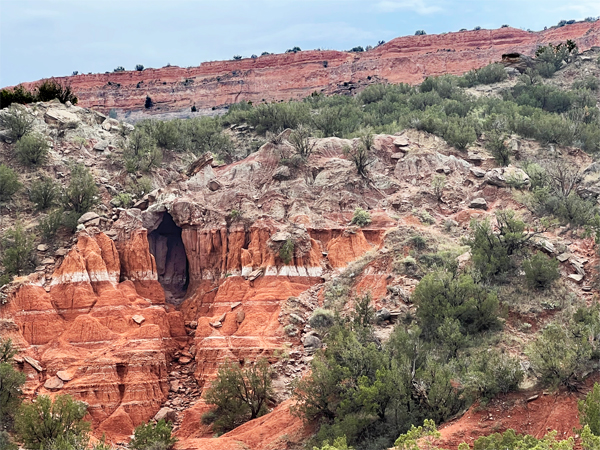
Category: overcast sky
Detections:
[{"x1": 1, "y1": 0, "x2": 599, "y2": 87}]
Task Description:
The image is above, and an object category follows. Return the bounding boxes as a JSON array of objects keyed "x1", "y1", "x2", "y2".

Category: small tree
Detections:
[
  {"x1": 38, "y1": 209, "x2": 64, "y2": 242},
  {"x1": 415, "y1": 30, "x2": 427, "y2": 35},
  {"x1": 15, "y1": 395, "x2": 90, "y2": 449},
  {"x1": 487, "y1": 131, "x2": 510, "y2": 166},
  {"x1": 351, "y1": 207, "x2": 371, "y2": 227},
  {"x1": 135, "y1": 64, "x2": 144, "y2": 71},
  {"x1": 0, "y1": 104, "x2": 34, "y2": 140},
  {"x1": 344, "y1": 131, "x2": 374, "y2": 177},
  {"x1": 432, "y1": 175, "x2": 446, "y2": 202},
  {"x1": 579, "y1": 383, "x2": 600, "y2": 436},
  {"x1": 1, "y1": 223, "x2": 34, "y2": 275},
  {"x1": 289, "y1": 124, "x2": 317, "y2": 159},
  {"x1": 62, "y1": 163, "x2": 98, "y2": 214},
  {"x1": 15, "y1": 133, "x2": 49, "y2": 166},
  {"x1": 0, "y1": 338, "x2": 26, "y2": 431},
  {"x1": 30, "y1": 176, "x2": 59, "y2": 210},
  {"x1": 145, "y1": 96, "x2": 154, "y2": 108},
  {"x1": 279, "y1": 239, "x2": 294, "y2": 264},
  {"x1": 204, "y1": 358, "x2": 273, "y2": 432},
  {"x1": 113, "y1": 66, "x2": 125, "y2": 72},
  {"x1": 526, "y1": 322, "x2": 591, "y2": 389},
  {"x1": 36, "y1": 79, "x2": 78, "y2": 104},
  {"x1": 123, "y1": 129, "x2": 162, "y2": 173},
  {"x1": 0, "y1": 164, "x2": 21, "y2": 202},
  {"x1": 129, "y1": 419, "x2": 177, "y2": 450},
  {"x1": 523, "y1": 251, "x2": 559, "y2": 290}
]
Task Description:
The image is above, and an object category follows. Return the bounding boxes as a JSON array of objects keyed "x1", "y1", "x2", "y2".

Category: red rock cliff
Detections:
[{"x1": 15, "y1": 22, "x2": 600, "y2": 113}]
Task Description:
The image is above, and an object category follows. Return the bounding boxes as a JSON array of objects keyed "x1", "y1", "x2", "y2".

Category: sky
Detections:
[{"x1": 1, "y1": 0, "x2": 599, "y2": 88}]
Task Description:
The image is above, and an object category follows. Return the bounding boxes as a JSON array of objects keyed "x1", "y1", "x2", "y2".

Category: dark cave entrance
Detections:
[{"x1": 148, "y1": 213, "x2": 189, "y2": 306}]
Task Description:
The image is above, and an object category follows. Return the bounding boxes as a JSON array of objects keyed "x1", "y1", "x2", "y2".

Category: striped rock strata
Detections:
[
  {"x1": 13, "y1": 22, "x2": 600, "y2": 113},
  {"x1": 0, "y1": 229, "x2": 187, "y2": 442}
]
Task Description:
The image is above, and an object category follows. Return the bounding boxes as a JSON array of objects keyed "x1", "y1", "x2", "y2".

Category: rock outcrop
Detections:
[
  {"x1": 14, "y1": 22, "x2": 600, "y2": 113},
  {"x1": 0, "y1": 229, "x2": 187, "y2": 442}
]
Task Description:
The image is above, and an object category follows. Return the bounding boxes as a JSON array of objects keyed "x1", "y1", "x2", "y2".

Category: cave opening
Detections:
[{"x1": 148, "y1": 213, "x2": 189, "y2": 306}]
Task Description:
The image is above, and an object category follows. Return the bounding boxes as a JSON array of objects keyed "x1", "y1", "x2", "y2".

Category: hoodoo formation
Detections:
[
  {"x1": 2, "y1": 14, "x2": 600, "y2": 450},
  {"x1": 15, "y1": 21, "x2": 600, "y2": 113}
]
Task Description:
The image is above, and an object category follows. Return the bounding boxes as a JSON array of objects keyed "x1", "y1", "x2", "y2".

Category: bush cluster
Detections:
[{"x1": 1, "y1": 79, "x2": 77, "y2": 108}]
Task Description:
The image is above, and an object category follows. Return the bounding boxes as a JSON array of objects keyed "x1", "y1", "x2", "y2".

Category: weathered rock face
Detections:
[
  {"x1": 15, "y1": 22, "x2": 600, "y2": 113},
  {"x1": 0, "y1": 230, "x2": 187, "y2": 442}
]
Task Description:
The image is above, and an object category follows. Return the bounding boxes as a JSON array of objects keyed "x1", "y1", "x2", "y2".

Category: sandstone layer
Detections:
[{"x1": 14, "y1": 22, "x2": 600, "y2": 113}]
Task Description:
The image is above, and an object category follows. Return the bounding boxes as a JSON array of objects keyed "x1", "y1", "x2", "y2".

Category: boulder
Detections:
[
  {"x1": 376, "y1": 308, "x2": 391, "y2": 322},
  {"x1": 44, "y1": 109, "x2": 79, "y2": 126},
  {"x1": 273, "y1": 165, "x2": 291, "y2": 180},
  {"x1": 393, "y1": 136, "x2": 409, "y2": 147},
  {"x1": 56, "y1": 370, "x2": 73, "y2": 382},
  {"x1": 77, "y1": 211, "x2": 100, "y2": 224},
  {"x1": 37, "y1": 244, "x2": 49, "y2": 252},
  {"x1": 132, "y1": 315, "x2": 145, "y2": 325},
  {"x1": 208, "y1": 179, "x2": 221, "y2": 191},
  {"x1": 470, "y1": 167, "x2": 486, "y2": 178},
  {"x1": 44, "y1": 376, "x2": 64, "y2": 390},
  {"x1": 302, "y1": 335, "x2": 322, "y2": 350},
  {"x1": 568, "y1": 274, "x2": 584, "y2": 283},
  {"x1": 469, "y1": 198, "x2": 488, "y2": 210},
  {"x1": 154, "y1": 407, "x2": 176, "y2": 422},
  {"x1": 24, "y1": 356, "x2": 43, "y2": 372},
  {"x1": 484, "y1": 166, "x2": 530, "y2": 188},
  {"x1": 93, "y1": 140, "x2": 110, "y2": 152}
]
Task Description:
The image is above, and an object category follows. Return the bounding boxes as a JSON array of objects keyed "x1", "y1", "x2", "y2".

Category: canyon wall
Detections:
[
  {"x1": 15, "y1": 22, "x2": 600, "y2": 113},
  {"x1": 0, "y1": 229, "x2": 188, "y2": 442}
]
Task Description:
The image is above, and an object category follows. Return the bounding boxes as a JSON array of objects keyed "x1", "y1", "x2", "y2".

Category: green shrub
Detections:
[
  {"x1": 309, "y1": 308, "x2": 335, "y2": 329},
  {"x1": 314, "y1": 436, "x2": 354, "y2": 450},
  {"x1": 129, "y1": 419, "x2": 177, "y2": 450},
  {"x1": 443, "y1": 117, "x2": 477, "y2": 150},
  {"x1": 38, "y1": 209, "x2": 64, "y2": 242},
  {"x1": 15, "y1": 132, "x2": 49, "y2": 166},
  {"x1": 526, "y1": 322, "x2": 591, "y2": 388},
  {"x1": 412, "y1": 270, "x2": 500, "y2": 339},
  {"x1": 351, "y1": 207, "x2": 371, "y2": 227},
  {"x1": 432, "y1": 174, "x2": 446, "y2": 201},
  {"x1": 0, "y1": 105, "x2": 34, "y2": 140},
  {"x1": 1, "y1": 223, "x2": 34, "y2": 275},
  {"x1": 459, "y1": 63, "x2": 508, "y2": 87},
  {"x1": 201, "y1": 410, "x2": 217, "y2": 425},
  {"x1": 0, "y1": 431, "x2": 18, "y2": 450},
  {"x1": 289, "y1": 124, "x2": 317, "y2": 159},
  {"x1": 0, "y1": 85, "x2": 36, "y2": 109},
  {"x1": 279, "y1": 239, "x2": 294, "y2": 264},
  {"x1": 0, "y1": 164, "x2": 21, "y2": 202},
  {"x1": 573, "y1": 76, "x2": 599, "y2": 91},
  {"x1": 145, "y1": 96, "x2": 154, "y2": 108},
  {"x1": 472, "y1": 429, "x2": 574, "y2": 450},
  {"x1": 523, "y1": 252, "x2": 559, "y2": 290},
  {"x1": 135, "y1": 64, "x2": 144, "y2": 71},
  {"x1": 487, "y1": 131, "x2": 510, "y2": 166},
  {"x1": 464, "y1": 350, "x2": 523, "y2": 400},
  {"x1": 204, "y1": 358, "x2": 273, "y2": 433},
  {"x1": 468, "y1": 210, "x2": 532, "y2": 280},
  {"x1": 15, "y1": 395, "x2": 90, "y2": 449},
  {"x1": 36, "y1": 79, "x2": 78, "y2": 104},
  {"x1": 111, "y1": 193, "x2": 133, "y2": 208},
  {"x1": 62, "y1": 211, "x2": 81, "y2": 233},
  {"x1": 124, "y1": 129, "x2": 162, "y2": 172},
  {"x1": 0, "y1": 339, "x2": 26, "y2": 430},
  {"x1": 579, "y1": 382, "x2": 600, "y2": 435},
  {"x1": 30, "y1": 176, "x2": 59, "y2": 210},
  {"x1": 62, "y1": 164, "x2": 98, "y2": 213}
]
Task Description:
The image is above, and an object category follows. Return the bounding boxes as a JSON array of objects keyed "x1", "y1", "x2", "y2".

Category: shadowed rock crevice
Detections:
[{"x1": 148, "y1": 213, "x2": 189, "y2": 305}]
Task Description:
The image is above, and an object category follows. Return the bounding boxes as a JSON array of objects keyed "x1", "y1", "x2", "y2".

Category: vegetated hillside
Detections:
[
  {"x1": 1, "y1": 41, "x2": 600, "y2": 450},
  {"x1": 9, "y1": 20, "x2": 600, "y2": 115}
]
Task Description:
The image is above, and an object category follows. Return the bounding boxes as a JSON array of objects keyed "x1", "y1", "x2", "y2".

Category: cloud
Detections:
[{"x1": 376, "y1": 0, "x2": 443, "y2": 14}]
